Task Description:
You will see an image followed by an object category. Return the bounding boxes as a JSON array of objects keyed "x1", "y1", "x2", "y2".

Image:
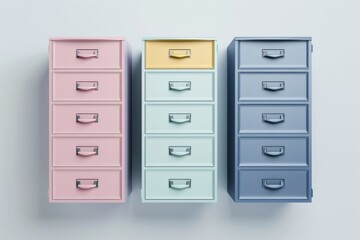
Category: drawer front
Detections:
[
  {"x1": 52, "y1": 137, "x2": 121, "y2": 167},
  {"x1": 238, "y1": 73, "x2": 308, "y2": 101},
  {"x1": 145, "y1": 40, "x2": 214, "y2": 69},
  {"x1": 239, "y1": 137, "x2": 308, "y2": 167},
  {"x1": 145, "y1": 137, "x2": 214, "y2": 167},
  {"x1": 238, "y1": 105, "x2": 308, "y2": 134},
  {"x1": 52, "y1": 170, "x2": 122, "y2": 200},
  {"x1": 145, "y1": 170, "x2": 214, "y2": 200},
  {"x1": 145, "y1": 72, "x2": 214, "y2": 101},
  {"x1": 53, "y1": 104, "x2": 121, "y2": 134},
  {"x1": 53, "y1": 72, "x2": 121, "y2": 101},
  {"x1": 238, "y1": 170, "x2": 309, "y2": 200},
  {"x1": 52, "y1": 40, "x2": 121, "y2": 69},
  {"x1": 238, "y1": 41, "x2": 308, "y2": 69},
  {"x1": 145, "y1": 104, "x2": 214, "y2": 134}
]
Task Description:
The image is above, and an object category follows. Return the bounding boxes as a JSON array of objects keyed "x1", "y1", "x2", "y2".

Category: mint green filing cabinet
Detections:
[{"x1": 142, "y1": 38, "x2": 217, "y2": 202}]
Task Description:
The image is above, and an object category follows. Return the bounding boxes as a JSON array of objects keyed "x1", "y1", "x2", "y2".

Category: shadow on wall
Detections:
[
  {"x1": 224, "y1": 197, "x2": 288, "y2": 220},
  {"x1": 131, "y1": 52, "x2": 141, "y2": 189}
]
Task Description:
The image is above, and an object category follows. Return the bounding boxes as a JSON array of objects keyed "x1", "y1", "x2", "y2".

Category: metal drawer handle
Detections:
[
  {"x1": 76, "y1": 113, "x2": 98, "y2": 123},
  {"x1": 262, "y1": 146, "x2": 285, "y2": 157},
  {"x1": 169, "y1": 113, "x2": 191, "y2": 124},
  {"x1": 76, "y1": 179, "x2": 98, "y2": 190},
  {"x1": 262, "y1": 49, "x2": 285, "y2": 59},
  {"x1": 169, "y1": 179, "x2": 191, "y2": 190},
  {"x1": 263, "y1": 113, "x2": 285, "y2": 124},
  {"x1": 76, "y1": 146, "x2": 99, "y2": 156},
  {"x1": 76, "y1": 49, "x2": 98, "y2": 59},
  {"x1": 169, "y1": 146, "x2": 191, "y2": 157},
  {"x1": 262, "y1": 81, "x2": 285, "y2": 91},
  {"x1": 76, "y1": 81, "x2": 98, "y2": 91},
  {"x1": 169, "y1": 49, "x2": 191, "y2": 59},
  {"x1": 169, "y1": 81, "x2": 191, "y2": 91},
  {"x1": 262, "y1": 179, "x2": 285, "y2": 190}
]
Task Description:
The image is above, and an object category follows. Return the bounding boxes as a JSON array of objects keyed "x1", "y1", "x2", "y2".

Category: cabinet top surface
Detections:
[
  {"x1": 143, "y1": 37, "x2": 216, "y2": 41},
  {"x1": 234, "y1": 37, "x2": 312, "y2": 41},
  {"x1": 49, "y1": 37, "x2": 125, "y2": 41}
]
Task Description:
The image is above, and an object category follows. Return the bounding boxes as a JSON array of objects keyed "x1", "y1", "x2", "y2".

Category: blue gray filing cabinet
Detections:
[{"x1": 227, "y1": 37, "x2": 313, "y2": 202}]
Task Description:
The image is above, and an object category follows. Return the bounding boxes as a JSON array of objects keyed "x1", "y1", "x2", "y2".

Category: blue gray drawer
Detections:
[
  {"x1": 238, "y1": 104, "x2": 308, "y2": 134},
  {"x1": 145, "y1": 104, "x2": 214, "y2": 134},
  {"x1": 145, "y1": 137, "x2": 214, "y2": 167},
  {"x1": 144, "y1": 170, "x2": 215, "y2": 200},
  {"x1": 239, "y1": 137, "x2": 308, "y2": 167},
  {"x1": 238, "y1": 40, "x2": 309, "y2": 69},
  {"x1": 238, "y1": 72, "x2": 308, "y2": 101},
  {"x1": 238, "y1": 170, "x2": 310, "y2": 201},
  {"x1": 145, "y1": 72, "x2": 214, "y2": 101}
]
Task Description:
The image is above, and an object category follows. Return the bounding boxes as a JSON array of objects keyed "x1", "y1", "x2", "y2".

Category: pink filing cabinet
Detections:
[{"x1": 49, "y1": 38, "x2": 131, "y2": 202}]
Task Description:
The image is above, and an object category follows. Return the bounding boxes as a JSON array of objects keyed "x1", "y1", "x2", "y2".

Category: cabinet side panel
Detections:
[
  {"x1": 48, "y1": 40, "x2": 53, "y2": 201},
  {"x1": 122, "y1": 40, "x2": 132, "y2": 199},
  {"x1": 141, "y1": 40, "x2": 146, "y2": 201},
  {"x1": 308, "y1": 40, "x2": 313, "y2": 201}
]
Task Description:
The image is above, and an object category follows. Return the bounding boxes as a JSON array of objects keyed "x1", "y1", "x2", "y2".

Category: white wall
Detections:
[{"x1": 1, "y1": 0, "x2": 359, "y2": 239}]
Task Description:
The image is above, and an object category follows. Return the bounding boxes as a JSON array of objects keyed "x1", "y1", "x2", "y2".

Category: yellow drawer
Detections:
[{"x1": 145, "y1": 40, "x2": 214, "y2": 69}]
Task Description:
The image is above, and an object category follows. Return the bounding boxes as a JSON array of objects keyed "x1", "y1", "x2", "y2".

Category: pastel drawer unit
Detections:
[
  {"x1": 52, "y1": 104, "x2": 121, "y2": 134},
  {"x1": 238, "y1": 170, "x2": 310, "y2": 201},
  {"x1": 144, "y1": 170, "x2": 215, "y2": 201},
  {"x1": 239, "y1": 137, "x2": 308, "y2": 167},
  {"x1": 145, "y1": 104, "x2": 214, "y2": 134},
  {"x1": 52, "y1": 137, "x2": 121, "y2": 167},
  {"x1": 142, "y1": 38, "x2": 217, "y2": 203},
  {"x1": 238, "y1": 39, "x2": 310, "y2": 69},
  {"x1": 238, "y1": 104, "x2": 308, "y2": 134},
  {"x1": 145, "y1": 40, "x2": 214, "y2": 69},
  {"x1": 145, "y1": 72, "x2": 214, "y2": 101},
  {"x1": 238, "y1": 72, "x2": 308, "y2": 101},
  {"x1": 52, "y1": 170, "x2": 122, "y2": 201},
  {"x1": 51, "y1": 39, "x2": 122, "y2": 69},
  {"x1": 49, "y1": 38, "x2": 131, "y2": 203},
  {"x1": 227, "y1": 37, "x2": 312, "y2": 202},
  {"x1": 145, "y1": 137, "x2": 214, "y2": 167},
  {"x1": 52, "y1": 72, "x2": 122, "y2": 102}
]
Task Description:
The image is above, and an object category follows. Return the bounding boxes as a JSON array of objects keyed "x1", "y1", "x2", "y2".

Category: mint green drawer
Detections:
[
  {"x1": 145, "y1": 72, "x2": 214, "y2": 101},
  {"x1": 144, "y1": 170, "x2": 215, "y2": 200},
  {"x1": 145, "y1": 104, "x2": 214, "y2": 134},
  {"x1": 145, "y1": 137, "x2": 214, "y2": 167}
]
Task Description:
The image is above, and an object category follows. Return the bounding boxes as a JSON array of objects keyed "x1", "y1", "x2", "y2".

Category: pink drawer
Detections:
[
  {"x1": 52, "y1": 137, "x2": 121, "y2": 167},
  {"x1": 53, "y1": 72, "x2": 121, "y2": 101},
  {"x1": 52, "y1": 104, "x2": 121, "y2": 134},
  {"x1": 52, "y1": 40, "x2": 122, "y2": 69},
  {"x1": 52, "y1": 170, "x2": 122, "y2": 200}
]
